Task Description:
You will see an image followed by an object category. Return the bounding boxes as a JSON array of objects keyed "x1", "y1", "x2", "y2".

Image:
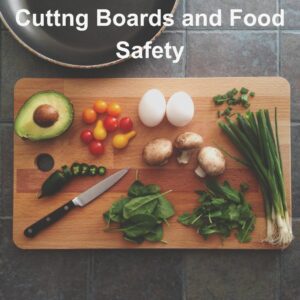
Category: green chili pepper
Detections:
[{"x1": 38, "y1": 170, "x2": 69, "y2": 198}]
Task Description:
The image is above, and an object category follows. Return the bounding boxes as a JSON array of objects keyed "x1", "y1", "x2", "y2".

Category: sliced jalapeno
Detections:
[
  {"x1": 80, "y1": 163, "x2": 89, "y2": 176},
  {"x1": 98, "y1": 166, "x2": 107, "y2": 176},
  {"x1": 71, "y1": 163, "x2": 82, "y2": 176},
  {"x1": 89, "y1": 165, "x2": 97, "y2": 176}
]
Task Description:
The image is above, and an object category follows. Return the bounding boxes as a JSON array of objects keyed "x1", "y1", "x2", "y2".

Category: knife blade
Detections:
[
  {"x1": 73, "y1": 168, "x2": 129, "y2": 207},
  {"x1": 24, "y1": 168, "x2": 129, "y2": 238}
]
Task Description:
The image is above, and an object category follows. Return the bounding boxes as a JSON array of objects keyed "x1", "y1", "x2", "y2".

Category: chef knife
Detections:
[{"x1": 24, "y1": 168, "x2": 129, "y2": 238}]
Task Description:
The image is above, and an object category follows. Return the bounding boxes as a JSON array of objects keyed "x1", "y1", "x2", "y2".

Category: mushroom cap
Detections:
[
  {"x1": 143, "y1": 138, "x2": 173, "y2": 166},
  {"x1": 174, "y1": 132, "x2": 203, "y2": 150},
  {"x1": 198, "y1": 146, "x2": 225, "y2": 176}
]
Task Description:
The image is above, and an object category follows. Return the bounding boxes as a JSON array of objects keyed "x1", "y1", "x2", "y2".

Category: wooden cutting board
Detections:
[{"x1": 13, "y1": 77, "x2": 291, "y2": 249}]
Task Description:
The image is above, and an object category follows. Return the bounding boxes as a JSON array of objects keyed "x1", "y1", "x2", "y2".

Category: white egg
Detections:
[
  {"x1": 138, "y1": 89, "x2": 166, "y2": 127},
  {"x1": 166, "y1": 91, "x2": 194, "y2": 127}
]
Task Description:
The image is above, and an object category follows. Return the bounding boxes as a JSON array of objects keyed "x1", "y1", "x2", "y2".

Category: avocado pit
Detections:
[{"x1": 33, "y1": 104, "x2": 59, "y2": 128}]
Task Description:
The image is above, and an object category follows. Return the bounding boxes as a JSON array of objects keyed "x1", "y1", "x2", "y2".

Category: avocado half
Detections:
[{"x1": 15, "y1": 91, "x2": 74, "y2": 141}]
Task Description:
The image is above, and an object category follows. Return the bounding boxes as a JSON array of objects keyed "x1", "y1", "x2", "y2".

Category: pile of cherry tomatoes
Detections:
[{"x1": 80, "y1": 100, "x2": 134, "y2": 156}]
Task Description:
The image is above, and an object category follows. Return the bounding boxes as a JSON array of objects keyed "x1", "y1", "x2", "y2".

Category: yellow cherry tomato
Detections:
[
  {"x1": 107, "y1": 102, "x2": 122, "y2": 117},
  {"x1": 93, "y1": 120, "x2": 107, "y2": 141},
  {"x1": 112, "y1": 131, "x2": 136, "y2": 149},
  {"x1": 82, "y1": 108, "x2": 97, "y2": 124},
  {"x1": 93, "y1": 100, "x2": 107, "y2": 114}
]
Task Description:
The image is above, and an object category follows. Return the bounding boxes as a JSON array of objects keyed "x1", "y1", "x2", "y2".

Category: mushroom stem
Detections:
[
  {"x1": 195, "y1": 165, "x2": 207, "y2": 178},
  {"x1": 177, "y1": 149, "x2": 194, "y2": 164}
]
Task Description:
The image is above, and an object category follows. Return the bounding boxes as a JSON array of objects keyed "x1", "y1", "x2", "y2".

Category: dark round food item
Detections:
[
  {"x1": 33, "y1": 104, "x2": 59, "y2": 127},
  {"x1": 0, "y1": 0, "x2": 178, "y2": 68},
  {"x1": 35, "y1": 153, "x2": 55, "y2": 172}
]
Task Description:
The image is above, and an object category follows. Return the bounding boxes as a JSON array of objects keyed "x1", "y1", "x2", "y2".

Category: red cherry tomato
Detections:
[
  {"x1": 88, "y1": 140, "x2": 105, "y2": 156},
  {"x1": 107, "y1": 103, "x2": 121, "y2": 117},
  {"x1": 80, "y1": 129, "x2": 93, "y2": 144},
  {"x1": 119, "y1": 117, "x2": 133, "y2": 132},
  {"x1": 103, "y1": 116, "x2": 119, "y2": 132}
]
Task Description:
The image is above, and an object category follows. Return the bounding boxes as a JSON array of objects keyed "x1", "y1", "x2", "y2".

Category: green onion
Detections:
[{"x1": 219, "y1": 109, "x2": 293, "y2": 246}]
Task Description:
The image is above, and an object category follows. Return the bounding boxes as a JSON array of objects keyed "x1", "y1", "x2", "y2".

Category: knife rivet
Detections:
[
  {"x1": 27, "y1": 229, "x2": 32, "y2": 234},
  {"x1": 46, "y1": 217, "x2": 51, "y2": 222},
  {"x1": 64, "y1": 206, "x2": 69, "y2": 211}
]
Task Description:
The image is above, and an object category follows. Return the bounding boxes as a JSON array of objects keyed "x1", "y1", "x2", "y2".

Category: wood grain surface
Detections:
[{"x1": 13, "y1": 77, "x2": 291, "y2": 249}]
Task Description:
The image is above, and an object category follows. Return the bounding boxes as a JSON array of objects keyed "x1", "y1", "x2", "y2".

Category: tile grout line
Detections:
[
  {"x1": 277, "y1": 0, "x2": 282, "y2": 291},
  {"x1": 182, "y1": 1, "x2": 187, "y2": 298},
  {"x1": 0, "y1": 216, "x2": 12, "y2": 220},
  {"x1": 0, "y1": 121, "x2": 13, "y2": 125},
  {"x1": 86, "y1": 250, "x2": 95, "y2": 300},
  {"x1": 277, "y1": 0, "x2": 281, "y2": 77},
  {"x1": 183, "y1": 0, "x2": 187, "y2": 78}
]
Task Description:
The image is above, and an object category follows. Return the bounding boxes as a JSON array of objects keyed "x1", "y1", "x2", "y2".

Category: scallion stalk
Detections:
[{"x1": 219, "y1": 109, "x2": 293, "y2": 246}]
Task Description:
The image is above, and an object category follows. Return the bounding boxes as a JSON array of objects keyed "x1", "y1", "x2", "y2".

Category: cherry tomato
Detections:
[
  {"x1": 82, "y1": 108, "x2": 97, "y2": 124},
  {"x1": 107, "y1": 102, "x2": 122, "y2": 117},
  {"x1": 103, "y1": 116, "x2": 119, "y2": 132},
  {"x1": 93, "y1": 100, "x2": 107, "y2": 114},
  {"x1": 80, "y1": 129, "x2": 93, "y2": 144},
  {"x1": 88, "y1": 140, "x2": 105, "y2": 156},
  {"x1": 119, "y1": 117, "x2": 133, "y2": 132}
]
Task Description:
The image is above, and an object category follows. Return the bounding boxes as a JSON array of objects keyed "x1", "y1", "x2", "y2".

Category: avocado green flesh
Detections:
[{"x1": 15, "y1": 91, "x2": 74, "y2": 141}]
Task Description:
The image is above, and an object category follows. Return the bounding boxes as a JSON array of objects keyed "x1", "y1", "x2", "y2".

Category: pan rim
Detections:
[{"x1": 0, "y1": 0, "x2": 179, "y2": 69}]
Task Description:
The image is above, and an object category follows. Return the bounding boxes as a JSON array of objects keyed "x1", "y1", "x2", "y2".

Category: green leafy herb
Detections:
[
  {"x1": 103, "y1": 178, "x2": 174, "y2": 244},
  {"x1": 178, "y1": 178, "x2": 255, "y2": 243}
]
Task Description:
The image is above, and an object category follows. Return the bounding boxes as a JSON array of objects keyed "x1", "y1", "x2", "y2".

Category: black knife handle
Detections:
[{"x1": 24, "y1": 200, "x2": 76, "y2": 238}]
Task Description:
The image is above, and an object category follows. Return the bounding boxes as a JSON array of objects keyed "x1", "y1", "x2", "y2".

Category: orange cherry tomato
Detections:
[
  {"x1": 93, "y1": 100, "x2": 107, "y2": 114},
  {"x1": 82, "y1": 108, "x2": 97, "y2": 124},
  {"x1": 107, "y1": 102, "x2": 122, "y2": 117}
]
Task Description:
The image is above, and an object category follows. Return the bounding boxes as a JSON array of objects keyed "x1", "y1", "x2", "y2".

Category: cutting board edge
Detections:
[{"x1": 13, "y1": 77, "x2": 292, "y2": 250}]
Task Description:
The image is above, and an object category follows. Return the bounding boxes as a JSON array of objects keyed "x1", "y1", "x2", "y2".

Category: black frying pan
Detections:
[{"x1": 0, "y1": 0, "x2": 178, "y2": 68}]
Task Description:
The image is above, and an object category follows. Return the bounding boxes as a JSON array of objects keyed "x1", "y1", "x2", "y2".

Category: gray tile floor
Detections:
[{"x1": 0, "y1": 1, "x2": 300, "y2": 299}]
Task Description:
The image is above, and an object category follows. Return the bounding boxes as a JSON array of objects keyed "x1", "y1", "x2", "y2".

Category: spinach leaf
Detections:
[
  {"x1": 128, "y1": 180, "x2": 161, "y2": 197},
  {"x1": 120, "y1": 214, "x2": 157, "y2": 238},
  {"x1": 128, "y1": 180, "x2": 144, "y2": 197},
  {"x1": 123, "y1": 194, "x2": 161, "y2": 219},
  {"x1": 145, "y1": 224, "x2": 163, "y2": 242},
  {"x1": 124, "y1": 235, "x2": 145, "y2": 244},
  {"x1": 104, "y1": 179, "x2": 174, "y2": 244},
  {"x1": 143, "y1": 184, "x2": 161, "y2": 195},
  {"x1": 154, "y1": 196, "x2": 175, "y2": 221},
  {"x1": 109, "y1": 197, "x2": 131, "y2": 222}
]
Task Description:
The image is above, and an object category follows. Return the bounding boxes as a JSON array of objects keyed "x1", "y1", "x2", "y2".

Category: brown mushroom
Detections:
[
  {"x1": 195, "y1": 146, "x2": 225, "y2": 178},
  {"x1": 143, "y1": 138, "x2": 173, "y2": 166},
  {"x1": 174, "y1": 132, "x2": 203, "y2": 164}
]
